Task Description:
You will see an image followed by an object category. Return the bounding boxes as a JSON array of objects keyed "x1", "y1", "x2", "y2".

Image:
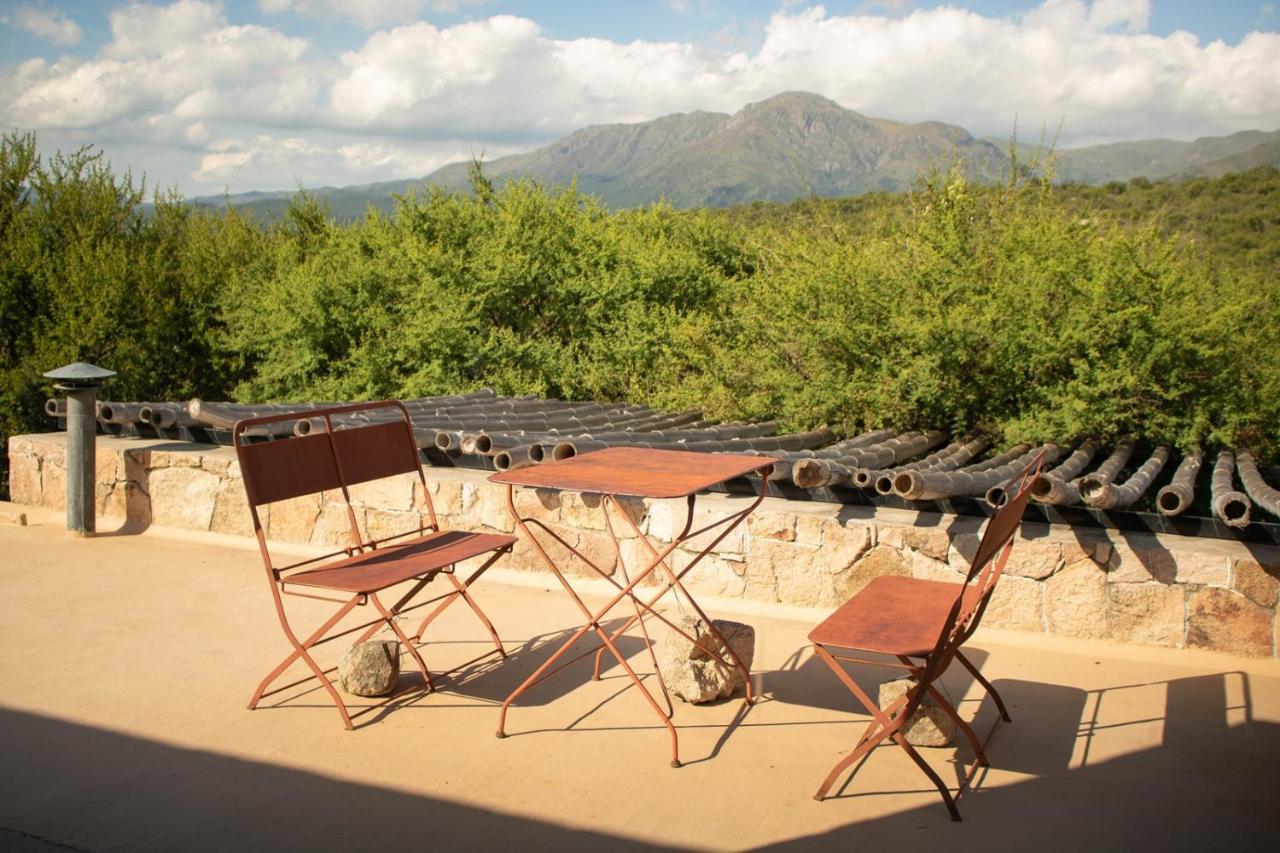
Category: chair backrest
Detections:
[
  {"x1": 916, "y1": 452, "x2": 1046, "y2": 688},
  {"x1": 233, "y1": 401, "x2": 434, "y2": 572}
]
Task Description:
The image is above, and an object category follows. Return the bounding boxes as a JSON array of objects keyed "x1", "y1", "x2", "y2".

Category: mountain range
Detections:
[{"x1": 195, "y1": 92, "x2": 1280, "y2": 219}]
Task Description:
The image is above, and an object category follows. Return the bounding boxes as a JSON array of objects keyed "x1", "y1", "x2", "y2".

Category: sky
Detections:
[{"x1": 1, "y1": 0, "x2": 1277, "y2": 196}]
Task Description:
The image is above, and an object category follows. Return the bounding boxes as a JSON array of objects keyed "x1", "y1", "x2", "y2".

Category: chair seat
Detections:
[
  {"x1": 287, "y1": 530, "x2": 516, "y2": 594},
  {"x1": 808, "y1": 576, "x2": 981, "y2": 657}
]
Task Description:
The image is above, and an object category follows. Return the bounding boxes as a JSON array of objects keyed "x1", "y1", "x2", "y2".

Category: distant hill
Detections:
[
  {"x1": 193, "y1": 92, "x2": 1280, "y2": 219},
  {"x1": 1016, "y1": 128, "x2": 1280, "y2": 184},
  {"x1": 424, "y1": 92, "x2": 1007, "y2": 207}
]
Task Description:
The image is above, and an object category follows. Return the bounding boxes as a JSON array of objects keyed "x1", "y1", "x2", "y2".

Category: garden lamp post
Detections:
[{"x1": 43, "y1": 362, "x2": 116, "y2": 536}]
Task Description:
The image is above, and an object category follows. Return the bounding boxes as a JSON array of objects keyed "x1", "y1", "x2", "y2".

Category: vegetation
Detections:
[{"x1": 2, "y1": 133, "x2": 1277, "y2": 497}]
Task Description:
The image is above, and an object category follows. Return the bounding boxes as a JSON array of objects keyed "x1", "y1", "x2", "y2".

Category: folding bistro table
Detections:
[{"x1": 489, "y1": 446, "x2": 776, "y2": 766}]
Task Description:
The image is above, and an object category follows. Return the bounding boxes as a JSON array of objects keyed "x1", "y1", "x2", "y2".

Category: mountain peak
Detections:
[{"x1": 197, "y1": 92, "x2": 1280, "y2": 217}]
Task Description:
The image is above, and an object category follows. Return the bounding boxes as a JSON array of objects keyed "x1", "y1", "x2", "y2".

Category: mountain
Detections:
[
  {"x1": 426, "y1": 92, "x2": 1006, "y2": 207},
  {"x1": 192, "y1": 92, "x2": 1280, "y2": 219},
  {"x1": 1028, "y1": 129, "x2": 1280, "y2": 184}
]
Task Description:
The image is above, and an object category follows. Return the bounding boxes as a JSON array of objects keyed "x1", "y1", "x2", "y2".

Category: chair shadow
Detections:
[
  {"x1": 760, "y1": 670, "x2": 1279, "y2": 851},
  {"x1": 256, "y1": 616, "x2": 653, "y2": 727}
]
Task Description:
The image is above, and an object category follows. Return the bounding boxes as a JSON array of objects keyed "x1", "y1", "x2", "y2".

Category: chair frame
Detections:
[
  {"x1": 810, "y1": 453, "x2": 1046, "y2": 819},
  {"x1": 234, "y1": 400, "x2": 513, "y2": 730}
]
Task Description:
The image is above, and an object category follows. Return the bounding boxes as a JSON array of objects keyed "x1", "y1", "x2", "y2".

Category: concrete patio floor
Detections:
[{"x1": 1, "y1": 512, "x2": 1278, "y2": 852}]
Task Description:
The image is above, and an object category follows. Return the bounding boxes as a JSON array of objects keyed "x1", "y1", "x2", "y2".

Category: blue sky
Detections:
[{"x1": 2, "y1": 1, "x2": 1277, "y2": 194}]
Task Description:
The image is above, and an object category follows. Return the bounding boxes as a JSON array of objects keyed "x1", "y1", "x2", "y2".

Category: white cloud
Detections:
[
  {"x1": 259, "y1": 0, "x2": 484, "y2": 30},
  {"x1": 2, "y1": 5, "x2": 82, "y2": 45},
  {"x1": 2, "y1": 0, "x2": 1278, "y2": 195},
  {"x1": 4, "y1": 1, "x2": 318, "y2": 130},
  {"x1": 192, "y1": 132, "x2": 509, "y2": 188},
  {"x1": 323, "y1": 2, "x2": 1280, "y2": 146}
]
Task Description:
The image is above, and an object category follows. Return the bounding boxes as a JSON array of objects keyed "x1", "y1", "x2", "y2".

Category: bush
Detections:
[{"x1": 2, "y1": 136, "x2": 1276, "y2": 501}]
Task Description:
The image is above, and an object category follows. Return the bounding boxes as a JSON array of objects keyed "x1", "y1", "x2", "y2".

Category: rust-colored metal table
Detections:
[{"x1": 489, "y1": 446, "x2": 776, "y2": 766}]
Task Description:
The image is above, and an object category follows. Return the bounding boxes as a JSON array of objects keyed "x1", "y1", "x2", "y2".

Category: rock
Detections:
[
  {"x1": 1108, "y1": 583, "x2": 1184, "y2": 647},
  {"x1": 337, "y1": 640, "x2": 400, "y2": 697},
  {"x1": 1045, "y1": 558, "x2": 1110, "y2": 639},
  {"x1": 1003, "y1": 540, "x2": 1064, "y2": 580},
  {"x1": 656, "y1": 615, "x2": 755, "y2": 704},
  {"x1": 879, "y1": 677, "x2": 955, "y2": 747},
  {"x1": 1232, "y1": 558, "x2": 1279, "y2": 609},
  {"x1": 1186, "y1": 588, "x2": 1274, "y2": 657},
  {"x1": 879, "y1": 526, "x2": 952, "y2": 562},
  {"x1": 748, "y1": 511, "x2": 796, "y2": 542},
  {"x1": 982, "y1": 574, "x2": 1045, "y2": 632}
]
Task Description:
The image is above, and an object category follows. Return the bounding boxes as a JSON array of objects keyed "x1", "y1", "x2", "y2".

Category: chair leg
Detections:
[
  {"x1": 813, "y1": 720, "x2": 894, "y2": 801},
  {"x1": 412, "y1": 555, "x2": 506, "y2": 657},
  {"x1": 924, "y1": 682, "x2": 988, "y2": 767},
  {"x1": 370, "y1": 592, "x2": 434, "y2": 692},
  {"x1": 892, "y1": 731, "x2": 962, "y2": 821},
  {"x1": 444, "y1": 572, "x2": 505, "y2": 657},
  {"x1": 250, "y1": 594, "x2": 362, "y2": 731},
  {"x1": 956, "y1": 650, "x2": 1011, "y2": 722}
]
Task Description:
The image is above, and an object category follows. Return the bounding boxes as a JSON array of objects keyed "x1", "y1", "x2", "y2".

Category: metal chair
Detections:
[
  {"x1": 234, "y1": 401, "x2": 515, "y2": 729},
  {"x1": 808, "y1": 453, "x2": 1045, "y2": 819}
]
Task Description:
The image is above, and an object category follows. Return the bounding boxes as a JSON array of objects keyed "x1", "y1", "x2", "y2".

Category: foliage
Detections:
[{"x1": 2, "y1": 136, "x2": 1278, "y2": 498}]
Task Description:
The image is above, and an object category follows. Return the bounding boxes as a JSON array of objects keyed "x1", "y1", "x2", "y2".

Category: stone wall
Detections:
[{"x1": 10, "y1": 432, "x2": 1280, "y2": 657}]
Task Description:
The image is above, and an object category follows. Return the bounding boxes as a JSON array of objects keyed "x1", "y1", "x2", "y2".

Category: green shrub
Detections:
[{"x1": 2, "y1": 135, "x2": 1277, "y2": 501}]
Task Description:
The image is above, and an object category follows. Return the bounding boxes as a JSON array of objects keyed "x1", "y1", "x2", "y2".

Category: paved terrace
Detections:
[{"x1": 1, "y1": 511, "x2": 1278, "y2": 852}]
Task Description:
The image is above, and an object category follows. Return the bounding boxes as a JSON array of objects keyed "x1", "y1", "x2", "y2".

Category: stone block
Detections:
[
  {"x1": 1168, "y1": 551, "x2": 1231, "y2": 587},
  {"x1": 513, "y1": 487, "x2": 563, "y2": 523},
  {"x1": 8, "y1": 455, "x2": 41, "y2": 505},
  {"x1": 646, "y1": 500, "x2": 680, "y2": 542},
  {"x1": 560, "y1": 491, "x2": 605, "y2": 530},
  {"x1": 1004, "y1": 540, "x2": 1064, "y2": 580},
  {"x1": 677, "y1": 552, "x2": 748, "y2": 598},
  {"x1": 469, "y1": 482, "x2": 515, "y2": 533},
  {"x1": 982, "y1": 575, "x2": 1045, "y2": 632},
  {"x1": 674, "y1": 504, "x2": 749, "y2": 559},
  {"x1": 748, "y1": 511, "x2": 796, "y2": 542},
  {"x1": 146, "y1": 466, "x2": 220, "y2": 530},
  {"x1": 346, "y1": 472, "x2": 416, "y2": 512},
  {"x1": 910, "y1": 551, "x2": 963, "y2": 584},
  {"x1": 366, "y1": 509, "x2": 421, "y2": 543},
  {"x1": 310, "y1": 503, "x2": 358, "y2": 548},
  {"x1": 1061, "y1": 538, "x2": 1095, "y2": 566},
  {"x1": 1104, "y1": 544, "x2": 1176, "y2": 584},
  {"x1": 1187, "y1": 588, "x2": 1274, "y2": 657},
  {"x1": 424, "y1": 477, "x2": 464, "y2": 516},
  {"x1": 820, "y1": 520, "x2": 873, "y2": 570},
  {"x1": 1233, "y1": 558, "x2": 1280, "y2": 609},
  {"x1": 266, "y1": 493, "x2": 322, "y2": 543},
  {"x1": 1045, "y1": 558, "x2": 1109, "y2": 639},
  {"x1": 947, "y1": 533, "x2": 981, "y2": 569},
  {"x1": 656, "y1": 615, "x2": 755, "y2": 704},
  {"x1": 96, "y1": 481, "x2": 130, "y2": 519},
  {"x1": 337, "y1": 641, "x2": 400, "y2": 697},
  {"x1": 749, "y1": 539, "x2": 830, "y2": 607},
  {"x1": 199, "y1": 454, "x2": 233, "y2": 478},
  {"x1": 832, "y1": 545, "x2": 911, "y2": 603},
  {"x1": 94, "y1": 449, "x2": 126, "y2": 483},
  {"x1": 879, "y1": 526, "x2": 952, "y2": 561},
  {"x1": 39, "y1": 459, "x2": 66, "y2": 510},
  {"x1": 794, "y1": 514, "x2": 827, "y2": 547},
  {"x1": 209, "y1": 480, "x2": 254, "y2": 537},
  {"x1": 1109, "y1": 583, "x2": 1184, "y2": 647},
  {"x1": 572, "y1": 529, "x2": 619, "y2": 577},
  {"x1": 879, "y1": 677, "x2": 955, "y2": 747}
]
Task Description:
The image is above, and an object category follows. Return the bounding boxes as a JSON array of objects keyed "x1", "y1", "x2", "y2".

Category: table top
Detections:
[{"x1": 488, "y1": 446, "x2": 776, "y2": 499}]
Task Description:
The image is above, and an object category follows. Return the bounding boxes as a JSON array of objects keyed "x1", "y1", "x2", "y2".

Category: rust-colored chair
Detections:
[
  {"x1": 808, "y1": 454, "x2": 1045, "y2": 819},
  {"x1": 234, "y1": 401, "x2": 515, "y2": 730}
]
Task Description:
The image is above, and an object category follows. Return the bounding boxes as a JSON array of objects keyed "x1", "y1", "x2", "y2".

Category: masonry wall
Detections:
[{"x1": 10, "y1": 432, "x2": 1280, "y2": 657}]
